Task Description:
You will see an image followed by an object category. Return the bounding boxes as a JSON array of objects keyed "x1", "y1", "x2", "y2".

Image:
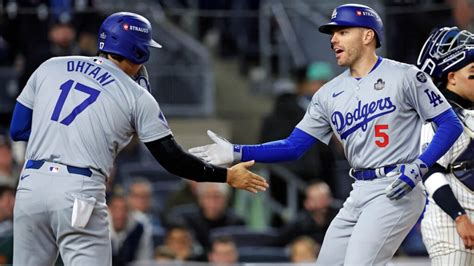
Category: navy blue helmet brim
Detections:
[{"x1": 149, "y1": 39, "x2": 162, "y2": 48}]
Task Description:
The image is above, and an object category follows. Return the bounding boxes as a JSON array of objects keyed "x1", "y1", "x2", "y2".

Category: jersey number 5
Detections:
[
  {"x1": 375, "y1": 124, "x2": 389, "y2": 148},
  {"x1": 51, "y1": 80, "x2": 101, "y2": 126}
]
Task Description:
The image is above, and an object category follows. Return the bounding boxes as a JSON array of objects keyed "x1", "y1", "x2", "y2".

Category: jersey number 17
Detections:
[{"x1": 50, "y1": 79, "x2": 101, "y2": 126}]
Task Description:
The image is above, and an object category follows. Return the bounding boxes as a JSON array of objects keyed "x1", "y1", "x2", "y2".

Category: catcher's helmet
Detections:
[
  {"x1": 417, "y1": 27, "x2": 473, "y2": 83},
  {"x1": 319, "y1": 4, "x2": 384, "y2": 48},
  {"x1": 98, "y1": 12, "x2": 162, "y2": 64}
]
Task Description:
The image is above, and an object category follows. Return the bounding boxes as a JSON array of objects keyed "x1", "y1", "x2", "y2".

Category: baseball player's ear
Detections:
[
  {"x1": 363, "y1": 29, "x2": 375, "y2": 45},
  {"x1": 447, "y1": 72, "x2": 456, "y2": 86}
]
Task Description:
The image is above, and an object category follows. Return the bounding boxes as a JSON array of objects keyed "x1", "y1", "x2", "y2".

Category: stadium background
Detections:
[{"x1": 0, "y1": 0, "x2": 472, "y2": 265}]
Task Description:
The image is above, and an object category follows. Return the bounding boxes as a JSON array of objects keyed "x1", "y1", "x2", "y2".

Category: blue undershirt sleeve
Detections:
[
  {"x1": 418, "y1": 108, "x2": 463, "y2": 166},
  {"x1": 10, "y1": 102, "x2": 33, "y2": 141},
  {"x1": 240, "y1": 128, "x2": 318, "y2": 162}
]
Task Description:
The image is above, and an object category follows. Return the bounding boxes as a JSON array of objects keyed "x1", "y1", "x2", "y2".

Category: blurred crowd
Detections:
[{"x1": 0, "y1": 0, "x2": 472, "y2": 265}]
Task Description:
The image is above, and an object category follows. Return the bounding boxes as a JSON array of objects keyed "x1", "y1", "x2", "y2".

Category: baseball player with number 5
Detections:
[
  {"x1": 9, "y1": 12, "x2": 268, "y2": 265},
  {"x1": 417, "y1": 27, "x2": 474, "y2": 265},
  {"x1": 190, "y1": 4, "x2": 464, "y2": 265}
]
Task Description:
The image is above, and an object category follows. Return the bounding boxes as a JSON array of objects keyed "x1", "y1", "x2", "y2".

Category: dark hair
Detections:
[
  {"x1": 291, "y1": 66, "x2": 309, "y2": 84},
  {"x1": 165, "y1": 224, "x2": 191, "y2": 236},
  {"x1": 211, "y1": 236, "x2": 236, "y2": 246},
  {"x1": 97, "y1": 51, "x2": 125, "y2": 62}
]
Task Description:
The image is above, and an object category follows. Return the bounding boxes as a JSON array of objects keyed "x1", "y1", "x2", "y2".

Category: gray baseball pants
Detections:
[
  {"x1": 13, "y1": 161, "x2": 111, "y2": 266},
  {"x1": 316, "y1": 175, "x2": 426, "y2": 265}
]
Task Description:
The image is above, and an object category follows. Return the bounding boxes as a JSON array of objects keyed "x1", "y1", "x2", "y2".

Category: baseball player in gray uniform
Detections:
[
  {"x1": 189, "y1": 4, "x2": 464, "y2": 265},
  {"x1": 9, "y1": 12, "x2": 268, "y2": 266},
  {"x1": 417, "y1": 27, "x2": 474, "y2": 265}
]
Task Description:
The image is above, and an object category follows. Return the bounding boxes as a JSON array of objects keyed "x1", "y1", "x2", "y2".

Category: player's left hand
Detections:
[
  {"x1": 134, "y1": 65, "x2": 151, "y2": 92},
  {"x1": 455, "y1": 214, "x2": 474, "y2": 249},
  {"x1": 385, "y1": 159, "x2": 428, "y2": 200}
]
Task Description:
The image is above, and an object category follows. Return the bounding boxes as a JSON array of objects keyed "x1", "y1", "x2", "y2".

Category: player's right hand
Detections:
[
  {"x1": 189, "y1": 130, "x2": 235, "y2": 166},
  {"x1": 455, "y1": 214, "x2": 474, "y2": 249},
  {"x1": 226, "y1": 160, "x2": 269, "y2": 193},
  {"x1": 385, "y1": 159, "x2": 428, "y2": 200}
]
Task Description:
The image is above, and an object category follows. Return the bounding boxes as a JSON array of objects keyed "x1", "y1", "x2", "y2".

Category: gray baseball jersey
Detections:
[
  {"x1": 17, "y1": 56, "x2": 172, "y2": 176},
  {"x1": 296, "y1": 58, "x2": 452, "y2": 265},
  {"x1": 297, "y1": 58, "x2": 451, "y2": 169},
  {"x1": 14, "y1": 55, "x2": 171, "y2": 266}
]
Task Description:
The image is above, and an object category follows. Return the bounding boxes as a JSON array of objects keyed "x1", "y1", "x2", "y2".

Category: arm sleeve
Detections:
[
  {"x1": 239, "y1": 128, "x2": 318, "y2": 162},
  {"x1": 418, "y1": 108, "x2": 463, "y2": 167},
  {"x1": 423, "y1": 170, "x2": 466, "y2": 220},
  {"x1": 10, "y1": 102, "x2": 33, "y2": 141},
  {"x1": 144, "y1": 135, "x2": 227, "y2": 182}
]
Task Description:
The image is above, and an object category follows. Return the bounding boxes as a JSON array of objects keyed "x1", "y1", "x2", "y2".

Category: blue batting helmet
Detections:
[
  {"x1": 98, "y1": 12, "x2": 162, "y2": 64},
  {"x1": 417, "y1": 27, "x2": 474, "y2": 83},
  {"x1": 319, "y1": 4, "x2": 384, "y2": 48}
]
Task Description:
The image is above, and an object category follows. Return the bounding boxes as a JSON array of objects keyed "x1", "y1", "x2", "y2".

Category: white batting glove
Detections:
[
  {"x1": 385, "y1": 159, "x2": 428, "y2": 200},
  {"x1": 134, "y1": 65, "x2": 151, "y2": 92},
  {"x1": 188, "y1": 130, "x2": 240, "y2": 166}
]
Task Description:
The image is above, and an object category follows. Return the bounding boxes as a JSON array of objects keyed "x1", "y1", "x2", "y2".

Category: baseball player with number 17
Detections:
[
  {"x1": 9, "y1": 12, "x2": 268, "y2": 265},
  {"x1": 190, "y1": 4, "x2": 464, "y2": 265}
]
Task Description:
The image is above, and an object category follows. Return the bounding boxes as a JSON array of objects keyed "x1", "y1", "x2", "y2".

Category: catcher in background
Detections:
[{"x1": 417, "y1": 26, "x2": 474, "y2": 265}]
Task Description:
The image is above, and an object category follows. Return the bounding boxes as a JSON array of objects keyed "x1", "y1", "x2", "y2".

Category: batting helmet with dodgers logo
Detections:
[
  {"x1": 417, "y1": 27, "x2": 473, "y2": 84},
  {"x1": 319, "y1": 4, "x2": 384, "y2": 48},
  {"x1": 98, "y1": 12, "x2": 162, "y2": 64}
]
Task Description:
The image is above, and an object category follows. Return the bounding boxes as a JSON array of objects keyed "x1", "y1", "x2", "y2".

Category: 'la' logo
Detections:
[{"x1": 424, "y1": 89, "x2": 443, "y2": 107}]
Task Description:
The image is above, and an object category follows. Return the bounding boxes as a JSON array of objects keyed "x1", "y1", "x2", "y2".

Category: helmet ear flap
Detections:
[{"x1": 132, "y1": 45, "x2": 148, "y2": 63}]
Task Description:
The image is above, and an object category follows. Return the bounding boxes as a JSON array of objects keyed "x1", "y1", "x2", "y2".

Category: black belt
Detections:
[
  {"x1": 25, "y1": 160, "x2": 92, "y2": 177},
  {"x1": 350, "y1": 165, "x2": 397, "y2": 180},
  {"x1": 448, "y1": 160, "x2": 474, "y2": 172}
]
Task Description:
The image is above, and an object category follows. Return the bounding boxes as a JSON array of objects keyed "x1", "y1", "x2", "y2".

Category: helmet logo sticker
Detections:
[
  {"x1": 331, "y1": 9, "x2": 337, "y2": 19},
  {"x1": 99, "y1": 42, "x2": 104, "y2": 49},
  {"x1": 100, "y1": 32, "x2": 106, "y2": 40},
  {"x1": 356, "y1": 11, "x2": 362, "y2": 16},
  {"x1": 123, "y1": 23, "x2": 129, "y2": 31}
]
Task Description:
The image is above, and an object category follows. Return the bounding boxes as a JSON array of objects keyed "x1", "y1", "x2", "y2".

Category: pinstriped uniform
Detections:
[{"x1": 420, "y1": 122, "x2": 474, "y2": 266}]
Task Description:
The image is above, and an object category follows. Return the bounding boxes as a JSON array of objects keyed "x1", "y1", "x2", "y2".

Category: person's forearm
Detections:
[
  {"x1": 238, "y1": 128, "x2": 318, "y2": 162},
  {"x1": 10, "y1": 102, "x2": 33, "y2": 141},
  {"x1": 145, "y1": 135, "x2": 227, "y2": 182},
  {"x1": 418, "y1": 108, "x2": 462, "y2": 166}
]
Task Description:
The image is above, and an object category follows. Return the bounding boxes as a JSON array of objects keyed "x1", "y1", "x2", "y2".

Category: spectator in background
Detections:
[
  {"x1": 173, "y1": 183, "x2": 245, "y2": 250},
  {"x1": 163, "y1": 179, "x2": 198, "y2": 217},
  {"x1": 159, "y1": 224, "x2": 201, "y2": 261},
  {"x1": 207, "y1": 236, "x2": 239, "y2": 265},
  {"x1": 0, "y1": 185, "x2": 15, "y2": 264},
  {"x1": 384, "y1": 0, "x2": 455, "y2": 64},
  {"x1": 0, "y1": 185, "x2": 14, "y2": 236},
  {"x1": 127, "y1": 178, "x2": 163, "y2": 234},
  {"x1": 0, "y1": 0, "x2": 101, "y2": 128},
  {"x1": 260, "y1": 62, "x2": 337, "y2": 224},
  {"x1": 278, "y1": 180, "x2": 340, "y2": 246},
  {"x1": 109, "y1": 195, "x2": 153, "y2": 266},
  {"x1": 289, "y1": 236, "x2": 320, "y2": 263},
  {"x1": 0, "y1": 136, "x2": 16, "y2": 186},
  {"x1": 447, "y1": 0, "x2": 474, "y2": 31}
]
